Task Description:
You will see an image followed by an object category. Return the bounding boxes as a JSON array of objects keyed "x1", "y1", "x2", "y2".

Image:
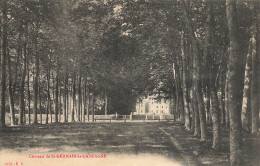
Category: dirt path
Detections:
[
  {"x1": 0, "y1": 122, "x2": 190, "y2": 166},
  {"x1": 159, "y1": 127, "x2": 201, "y2": 166},
  {"x1": 0, "y1": 122, "x2": 258, "y2": 166}
]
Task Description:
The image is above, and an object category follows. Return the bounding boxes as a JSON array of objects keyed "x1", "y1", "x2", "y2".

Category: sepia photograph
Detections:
[{"x1": 0, "y1": 0, "x2": 259, "y2": 166}]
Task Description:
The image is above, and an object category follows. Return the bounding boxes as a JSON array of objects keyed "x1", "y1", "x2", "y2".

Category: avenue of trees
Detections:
[{"x1": 0, "y1": 0, "x2": 259, "y2": 166}]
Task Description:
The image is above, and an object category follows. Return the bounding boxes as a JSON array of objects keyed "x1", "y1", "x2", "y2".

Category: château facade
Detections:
[{"x1": 135, "y1": 95, "x2": 171, "y2": 115}]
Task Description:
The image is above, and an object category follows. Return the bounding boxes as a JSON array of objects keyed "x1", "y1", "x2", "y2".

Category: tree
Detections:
[
  {"x1": 0, "y1": 0, "x2": 8, "y2": 128},
  {"x1": 181, "y1": 32, "x2": 191, "y2": 131},
  {"x1": 205, "y1": 0, "x2": 221, "y2": 149},
  {"x1": 242, "y1": 36, "x2": 253, "y2": 131},
  {"x1": 226, "y1": 0, "x2": 244, "y2": 165},
  {"x1": 19, "y1": 40, "x2": 27, "y2": 125},
  {"x1": 181, "y1": 0, "x2": 207, "y2": 141},
  {"x1": 251, "y1": 0, "x2": 259, "y2": 134}
]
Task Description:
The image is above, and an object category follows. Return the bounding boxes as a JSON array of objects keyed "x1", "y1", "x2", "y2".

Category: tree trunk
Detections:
[
  {"x1": 204, "y1": 0, "x2": 214, "y2": 126},
  {"x1": 190, "y1": 37, "x2": 200, "y2": 137},
  {"x1": 9, "y1": 32, "x2": 21, "y2": 125},
  {"x1": 45, "y1": 101, "x2": 48, "y2": 124},
  {"x1": 251, "y1": 0, "x2": 259, "y2": 134},
  {"x1": 69, "y1": 84, "x2": 73, "y2": 122},
  {"x1": 0, "y1": 2, "x2": 7, "y2": 128},
  {"x1": 206, "y1": 0, "x2": 221, "y2": 149},
  {"x1": 219, "y1": 71, "x2": 226, "y2": 125},
  {"x1": 33, "y1": 39, "x2": 39, "y2": 124},
  {"x1": 87, "y1": 86, "x2": 90, "y2": 121},
  {"x1": 68, "y1": 86, "x2": 71, "y2": 122},
  {"x1": 172, "y1": 63, "x2": 180, "y2": 121},
  {"x1": 194, "y1": 44, "x2": 207, "y2": 141},
  {"x1": 179, "y1": 94, "x2": 185, "y2": 123},
  {"x1": 181, "y1": 32, "x2": 191, "y2": 131},
  {"x1": 72, "y1": 71, "x2": 76, "y2": 122},
  {"x1": 174, "y1": 59, "x2": 184, "y2": 123},
  {"x1": 92, "y1": 92, "x2": 95, "y2": 122},
  {"x1": 27, "y1": 56, "x2": 31, "y2": 124},
  {"x1": 175, "y1": 94, "x2": 179, "y2": 121},
  {"x1": 7, "y1": 43, "x2": 16, "y2": 126},
  {"x1": 82, "y1": 80, "x2": 86, "y2": 122},
  {"x1": 46, "y1": 66, "x2": 51, "y2": 124},
  {"x1": 242, "y1": 37, "x2": 253, "y2": 131},
  {"x1": 104, "y1": 90, "x2": 108, "y2": 115},
  {"x1": 211, "y1": 86, "x2": 221, "y2": 149},
  {"x1": 45, "y1": 71, "x2": 51, "y2": 124},
  {"x1": 39, "y1": 83, "x2": 42, "y2": 124},
  {"x1": 66, "y1": 79, "x2": 69, "y2": 122},
  {"x1": 172, "y1": 97, "x2": 176, "y2": 121},
  {"x1": 205, "y1": 86, "x2": 211, "y2": 123},
  {"x1": 19, "y1": 43, "x2": 27, "y2": 125},
  {"x1": 52, "y1": 71, "x2": 56, "y2": 123},
  {"x1": 190, "y1": 89, "x2": 195, "y2": 133},
  {"x1": 63, "y1": 77, "x2": 67, "y2": 122},
  {"x1": 196, "y1": 72, "x2": 207, "y2": 141},
  {"x1": 226, "y1": 0, "x2": 244, "y2": 165},
  {"x1": 225, "y1": 71, "x2": 230, "y2": 126},
  {"x1": 63, "y1": 67, "x2": 68, "y2": 122},
  {"x1": 192, "y1": 87, "x2": 200, "y2": 137},
  {"x1": 182, "y1": 0, "x2": 207, "y2": 141},
  {"x1": 77, "y1": 74, "x2": 82, "y2": 121},
  {"x1": 55, "y1": 68, "x2": 59, "y2": 123},
  {"x1": 59, "y1": 79, "x2": 62, "y2": 122}
]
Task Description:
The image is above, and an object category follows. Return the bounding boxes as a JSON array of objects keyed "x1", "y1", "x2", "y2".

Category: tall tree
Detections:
[
  {"x1": 181, "y1": 32, "x2": 191, "y2": 131},
  {"x1": 33, "y1": 23, "x2": 39, "y2": 125},
  {"x1": 251, "y1": 0, "x2": 259, "y2": 134},
  {"x1": 7, "y1": 43, "x2": 16, "y2": 126},
  {"x1": 242, "y1": 36, "x2": 253, "y2": 131},
  {"x1": 205, "y1": 0, "x2": 221, "y2": 149},
  {"x1": 0, "y1": 1, "x2": 8, "y2": 128},
  {"x1": 19, "y1": 41, "x2": 27, "y2": 125},
  {"x1": 55, "y1": 57, "x2": 60, "y2": 123},
  {"x1": 226, "y1": 0, "x2": 244, "y2": 165},
  {"x1": 181, "y1": 0, "x2": 207, "y2": 141}
]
